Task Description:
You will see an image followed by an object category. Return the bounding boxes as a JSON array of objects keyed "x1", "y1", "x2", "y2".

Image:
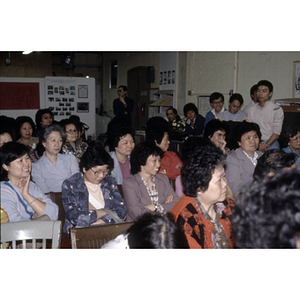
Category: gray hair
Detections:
[{"x1": 39, "y1": 123, "x2": 66, "y2": 143}]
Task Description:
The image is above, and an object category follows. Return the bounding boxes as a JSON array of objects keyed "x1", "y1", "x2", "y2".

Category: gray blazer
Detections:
[
  {"x1": 122, "y1": 173, "x2": 179, "y2": 221},
  {"x1": 225, "y1": 147, "x2": 262, "y2": 196}
]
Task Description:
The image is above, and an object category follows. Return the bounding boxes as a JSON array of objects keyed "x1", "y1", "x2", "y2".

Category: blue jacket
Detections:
[{"x1": 62, "y1": 172, "x2": 127, "y2": 234}]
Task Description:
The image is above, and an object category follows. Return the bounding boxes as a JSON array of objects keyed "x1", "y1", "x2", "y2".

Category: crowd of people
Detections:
[{"x1": 1, "y1": 80, "x2": 300, "y2": 249}]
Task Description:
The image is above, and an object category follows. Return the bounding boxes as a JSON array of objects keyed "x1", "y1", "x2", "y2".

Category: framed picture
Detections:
[
  {"x1": 293, "y1": 61, "x2": 300, "y2": 98},
  {"x1": 78, "y1": 85, "x2": 88, "y2": 98},
  {"x1": 77, "y1": 102, "x2": 89, "y2": 113}
]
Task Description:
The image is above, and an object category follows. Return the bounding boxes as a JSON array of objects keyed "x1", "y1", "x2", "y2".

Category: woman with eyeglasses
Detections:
[
  {"x1": 62, "y1": 145, "x2": 127, "y2": 234},
  {"x1": 31, "y1": 124, "x2": 79, "y2": 193},
  {"x1": 60, "y1": 118, "x2": 88, "y2": 163}
]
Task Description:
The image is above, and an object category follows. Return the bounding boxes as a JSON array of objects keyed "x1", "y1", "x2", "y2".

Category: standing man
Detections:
[
  {"x1": 246, "y1": 80, "x2": 284, "y2": 152},
  {"x1": 243, "y1": 84, "x2": 258, "y2": 115},
  {"x1": 113, "y1": 85, "x2": 134, "y2": 125}
]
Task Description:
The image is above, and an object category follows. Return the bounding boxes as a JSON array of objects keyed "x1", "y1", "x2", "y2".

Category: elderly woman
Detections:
[
  {"x1": 107, "y1": 122, "x2": 135, "y2": 185},
  {"x1": 122, "y1": 141, "x2": 180, "y2": 222},
  {"x1": 60, "y1": 118, "x2": 88, "y2": 163},
  {"x1": 0, "y1": 142, "x2": 58, "y2": 222},
  {"x1": 171, "y1": 143, "x2": 235, "y2": 249},
  {"x1": 280, "y1": 125, "x2": 300, "y2": 167},
  {"x1": 225, "y1": 122, "x2": 263, "y2": 196},
  {"x1": 31, "y1": 123, "x2": 79, "y2": 193},
  {"x1": 62, "y1": 145, "x2": 127, "y2": 234}
]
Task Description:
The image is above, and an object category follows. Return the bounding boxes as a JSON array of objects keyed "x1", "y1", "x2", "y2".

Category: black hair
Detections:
[
  {"x1": 146, "y1": 118, "x2": 169, "y2": 145},
  {"x1": 0, "y1": 141, "x2": 29, "y2": 181},
  {"x1": 229, "y1": 93, "x2": 244, "y2": 106},
  {"x1": 106, "y1": 122, "x2": 135, "y2": 152},
  {"x1": 15, "y1": 116, "x2": 36, "y2": 140},
  {"x1": 35, "y1": 108, "x2": 54, "y2": 129},
  {"x1": 209, "y1": 92, "x2": 224, "y2": 103},
  {"x1": 0, "y1": 126, "x2": 15, "y2": 143},
  {"x1": 59, "y1": 118, "x2": 80, "y2": 133},
  {"x1": 126, "y1": 212, "x2": 189, "y2": 249},
  {"x1": 181, "y1": 144, "x2": 225, "y2": 197},
  {"x1": 253, "y1": 149, "x2": 296, "y2": 181},
  {"x1": 79, "y1": 145, "x2": 114, "y2": 172},
  {"x1": 257, "y1": 80, "x2": 273, "y2": 93},
  {"x1": 166, "y1": 107, "x2": 178, "y2": 115},
  {"x1": 130, "y1": 141, "x2": 163, "y2": 175},
  {"x1": 118, "y1": 85, "x2": 127, "y2": 92},
  {"x1": 235, "y1": 122, "x2": 261, "y2": 143},
  {"x1": 183, "y1": 103, "x2": 198, "y2": 116},
  {"x1": 232, "y1": 168, "x2": 300, "y2": 248},
  {"x1": 250, "y1": 84, "x2": 258, "y2": 96},
  {"x1": 39, "y1": 123, "x2": 66, "y2": 143},
  {"x1": 279, "y1": 126, "x2": 300, "y2": 148},
  {"x1": 203, "y1": 119, "x2": 227, "y2": 140}
]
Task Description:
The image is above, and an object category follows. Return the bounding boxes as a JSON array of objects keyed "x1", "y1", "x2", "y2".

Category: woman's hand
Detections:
[
  {"x1": 165, "y1": 195, "x2": 173, "y2": 203},
  {"x1": 18, "y1": 175, "x2": 31, "y2": 200}
]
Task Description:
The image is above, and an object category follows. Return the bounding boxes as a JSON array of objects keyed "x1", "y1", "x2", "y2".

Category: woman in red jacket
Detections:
[{"x1": 171, "y1": 143, "x2": 234, "y2": 249}]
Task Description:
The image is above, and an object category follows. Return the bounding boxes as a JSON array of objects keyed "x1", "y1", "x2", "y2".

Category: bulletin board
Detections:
[{"x1": 0, "y1": 82, "x2": 40, "y2": 110}]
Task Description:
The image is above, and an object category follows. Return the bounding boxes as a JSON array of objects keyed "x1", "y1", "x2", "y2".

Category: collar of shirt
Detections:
[
  {"x1": 186, "y1": 116, "x2": 196, "y2": 126},
  {"x1": 242, "y1": 150, "x2": 259, "y2": 166},
  {"x1": 212, "y1": 106, "x2": 225, "y2": 117}
]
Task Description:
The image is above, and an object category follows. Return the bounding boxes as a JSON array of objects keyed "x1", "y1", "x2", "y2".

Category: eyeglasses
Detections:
[
  {"x1": 290, "y1": 136, "x2": 300, "y2": 142},
  {"x1": 90, "y1": 168, "x2": 110, "y2": 176},
  {"x1": 66, "y1": 129, "x2": 78, "y2": 134}
]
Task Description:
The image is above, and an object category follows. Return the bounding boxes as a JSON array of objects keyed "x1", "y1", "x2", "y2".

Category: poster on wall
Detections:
[{"x1": 293, "y1": 61, "x2": 300, "y2": 98}]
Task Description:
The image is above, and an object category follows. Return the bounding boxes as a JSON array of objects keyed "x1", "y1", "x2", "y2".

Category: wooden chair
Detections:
[
  {"x1": 0, "y1": 220, "x2": 62, "y2": 249},
  {"x1": 46, "y1": 192, "x2": 65, "y2": 229},
  {"x1": 69, "y1": 222, "x2": 134, "y2": 249}
]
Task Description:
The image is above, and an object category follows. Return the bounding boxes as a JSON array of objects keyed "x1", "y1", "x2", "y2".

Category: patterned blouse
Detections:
[{"x1": 62, "y1": 141, "x2": 88, "y2": 159}]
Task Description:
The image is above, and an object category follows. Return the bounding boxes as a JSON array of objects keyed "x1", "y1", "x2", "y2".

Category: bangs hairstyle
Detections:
[
  {"x1": 203, "y1": 119, "x2": 227, "y2": 140},
  {"x1": 15, "y1": 116, "x2": 35, "y2": 139},
  {"x1": 35, "y1": 108, "x2": 54, "y2": 129},
  {"x1": 257, "y1": 80, "x2": 273, "y2": 93},
  {"x1": 79, "y1": 145, "x2": 114, "y2": 172},
  {"x1": 209, "y1": 92, "x2": 224, "y2": 103},
  {"x1": 181, "y1": 144, "x2": 225, "y2": 197},
  {"x1": 183, "y1": 103, "x2": 198, "y2": 116},
  {"x1": 130, "y1": 141, "x2": 163, "y2": 175},
  {"x1": 107, "y1": 123, "x2": 135, "y2": 152},
  {"x1": 236, "y1": 122, "x2": 261, "y2": 143},
  {"x1": 39, "y1": 123, "x2": 66, "y2": 143},
  {"x1": 0, "y1": 142, "x2": 29, "y2": 181}
]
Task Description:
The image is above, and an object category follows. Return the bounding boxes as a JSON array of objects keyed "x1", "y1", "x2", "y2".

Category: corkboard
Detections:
[{"x1": 0, "y1": 82, "x2": 40, "y2": 110}]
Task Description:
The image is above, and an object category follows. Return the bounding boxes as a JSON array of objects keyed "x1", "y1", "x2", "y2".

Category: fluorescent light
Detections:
[{"x1": 22, "y1": 51, "x2": 33, "y2": 55}]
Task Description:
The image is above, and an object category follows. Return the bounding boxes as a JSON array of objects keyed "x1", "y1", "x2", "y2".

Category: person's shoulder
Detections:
[
  {"x1": 171, "y1": 195, "x2": 194, "y2": 215},
  {"x1": 123, "y1": 174, "x2": 138, "y2": 185}
]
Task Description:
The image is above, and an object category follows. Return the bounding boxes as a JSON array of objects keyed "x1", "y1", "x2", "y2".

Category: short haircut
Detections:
[
  {"x1": 250, "y1": 84, "x2": 258, "y2": 96},
  {"x1": 235, "y1": 121, "x2": 262, "y2": 143},
  {"x1": 0, "y1": 141, "x2": 29, "y2": 181},
  {"x1": 130, "y1": 141, "x2": 163, "y2": 175},
  {"x1": 35, "y1": 108, "x2": 54, "y2": 129},
  {"x1": 79, "y1": 145, "x2": 114, "y2": 172},
  {"x1": 203, "y1": 119, "x2": 227, "y2": 140},
  {"x1": 232, "y1": 168, "x2": 300, "y2": 248},
  {"x1": 181, "y1": 144, "x2": 225, "y2": 197},
  {"x1": 209, "y1": 92, "x2": 224, "y2": 103},
  {"x1": 15, "y1": 116, "x2": 36, "y2": 139},
  {"x1": 60, "y1": 118, "x2": 80, "y2": 133},
  {"x1": 126, "y1": 212, "x2": 189, "y2": 249},
  {"x1": 106, "y1": 122, "x2": 135, "y2": 152},
  {"x1": 253, "y1": 149, "x2": 296, "y2": 181},
  {"x1": 257, "y1": 80, "x2": 273, "y2": 93},
  {"x1": 146, "y1": 120, "x2": 169, "y2": 144},
  {"x1": 0, "y1": 126, "x2": 15, "y2": 142},
  {"x1": 183, "y1": 103, "x2": 198, "y2": 116},
  {"x1": 39, "y1": 123, "x2": 66, "y2": 143},
  {"x1": 118, "y1": 85, "x2": 127, "y2": 92},
  {"x1": 280, "y1": 125, "x2": 300, "y2": 148},
  {"x1": 166, "y1": 107, "x2": 178, "y2": 115},
  {"x1": 229, "y1": 93, "x2": 244, "y2": 105}
]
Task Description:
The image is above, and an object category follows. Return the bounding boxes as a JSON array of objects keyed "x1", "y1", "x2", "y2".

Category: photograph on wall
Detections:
[
  {"x1": 293, "y1": 61, "x2": 300, "y2": 98},
  {"x1": 77, "y1": 102, "x2": 89, "y2": 113},
  {"x1": 78, "y1": 85, "x2": 88, "y2": 98}
]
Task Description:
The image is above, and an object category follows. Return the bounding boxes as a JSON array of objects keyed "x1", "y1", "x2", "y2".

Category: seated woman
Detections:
[
  {"x1": 60, "y1": 118, "x2": 88, "y2": 163},
  {"x1": 0, "y1": 142, "x2": 58, "y2": 222},
  {"x1": 62, "y1": 145, "x2": 127, "y2": 234},
  {"x1": 146, "y1": 117, "x2": 182, "y2": 180},
  {"x1": 225, "y1": 122, "x2": 263, "y2": 196},
  {"x1": 280, "y1": 125, "x2": 300, "y2": 167},
  {"x1": 34, "y1": 108, "x2": 54, "y2": 136},
  {"x1": 171, "y1": 143, "x2": 235, "y2": 249},
  {"x1": 122, "y1": 141, "x2": 180, "y2": 222},
  {"x1": 107, "y1": 122, "x2": 135, "y2": 185},
  {"x1": 31, "y1": 123, "x2": 79, "y2": 193},
  {"x1": 183, "y1": 102, "x2": 205, "y2": 137}
]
